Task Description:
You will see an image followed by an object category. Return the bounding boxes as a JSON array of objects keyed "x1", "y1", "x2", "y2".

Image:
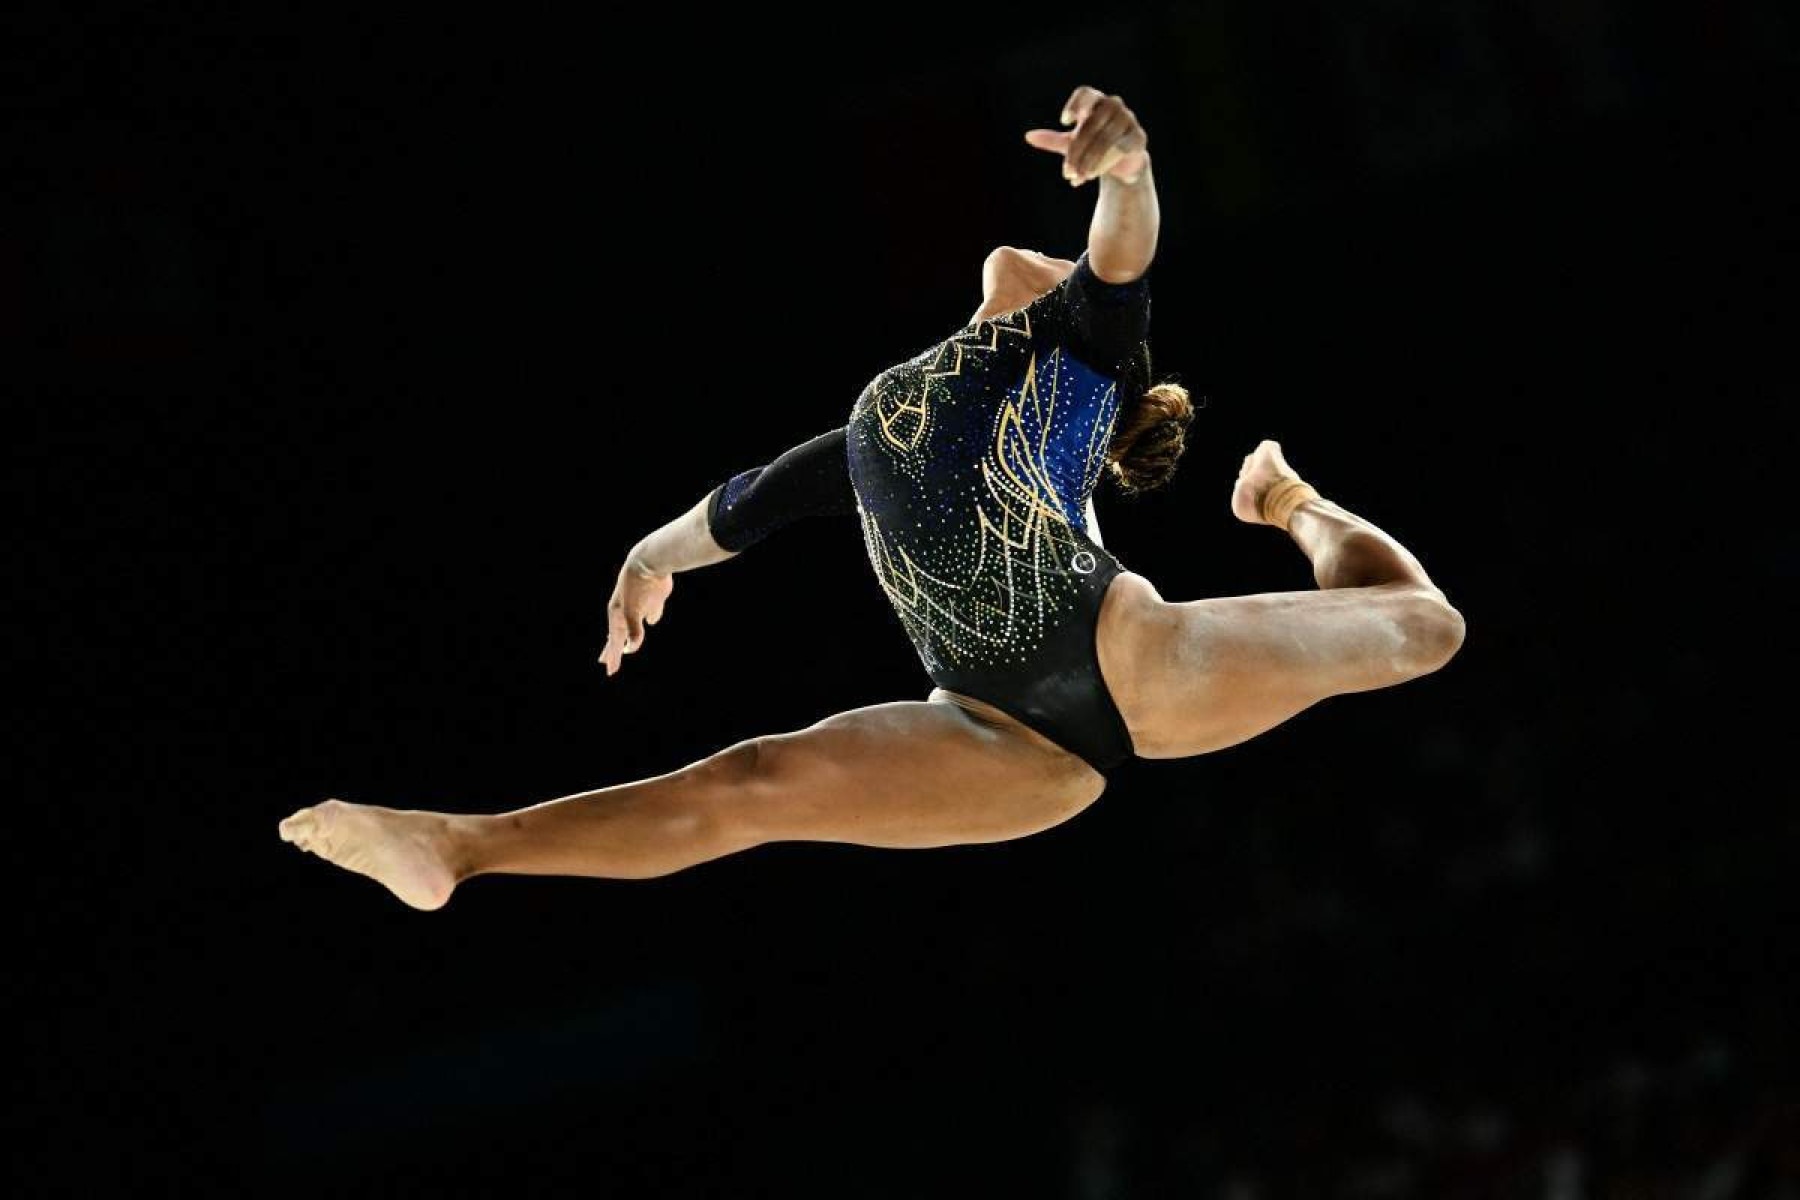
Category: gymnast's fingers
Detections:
[
  {"x1": 1085, "y1": 140, "x2": 1134, "y2": 183},
  {"x1": 1059, "y1": 85, "x2": 1106, "y2": 128},
  {"x1": 1102, "y1": 118, "x2": 1149, "y2": 181},
  {"x1": 1067, "y1": 98, "x2": 1129, "y2": 180},
  {"x1": 602, "y1": 604, "x2": 629, "y2": 675}
]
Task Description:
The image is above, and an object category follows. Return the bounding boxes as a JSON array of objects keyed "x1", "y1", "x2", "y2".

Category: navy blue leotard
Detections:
[{"x1": 708, "y1": 253, "x2": 1150, "y2": 771}]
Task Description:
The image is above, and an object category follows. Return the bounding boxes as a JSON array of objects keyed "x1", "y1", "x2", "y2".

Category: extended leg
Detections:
[
  {"x1": 1098, "y1": 441, "x2": 1465, "y2": 758},
  {"x1": 278, "y1": 695, "x2": 1103, "y2": 910}
]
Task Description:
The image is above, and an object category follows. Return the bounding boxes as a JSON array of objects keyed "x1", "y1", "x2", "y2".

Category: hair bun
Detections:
[{"x1": 1107, "y1": 382, "x2": 1194, "y2": 493}]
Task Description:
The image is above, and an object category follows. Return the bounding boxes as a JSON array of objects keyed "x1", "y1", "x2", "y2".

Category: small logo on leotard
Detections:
[{"x1": 1070, "y1": 551, "x2": 1097, "y2": 575}]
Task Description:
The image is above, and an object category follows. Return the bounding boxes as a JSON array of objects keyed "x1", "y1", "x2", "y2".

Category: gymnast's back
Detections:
[{"x1": 707, "y1": 252, "x2": 1151, "y2": 769}]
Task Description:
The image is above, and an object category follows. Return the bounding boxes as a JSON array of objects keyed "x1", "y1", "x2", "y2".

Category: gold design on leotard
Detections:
[
  {"x1": 875, "y1": 388, "x2": 929, "y2": 451},
  {"x1": 860, "y1": 509, "x2": 985, "y2": 654},
  {"x1": 858, "y1": 346, "x2": 1116, "y2": 668},
  {"x1": 990, "y1": 350, "x2": 1070, "y2": 523},
  {"x1": 923, "y1": 308, "x2": 1032, "y2": 380},
  {"x1": 870, "y1": 308, "x2": 1033, "y2": 452}
]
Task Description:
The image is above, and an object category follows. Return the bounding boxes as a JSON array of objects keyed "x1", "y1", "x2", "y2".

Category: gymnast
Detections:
[{"x1": 279, "y1": 86, "x2": 1465, "y2": 908}]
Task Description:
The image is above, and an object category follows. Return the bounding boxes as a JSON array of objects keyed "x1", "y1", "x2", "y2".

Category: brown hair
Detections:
[{"x1": 1106, "y1": 382, "x2": 1194, "y2": 493}]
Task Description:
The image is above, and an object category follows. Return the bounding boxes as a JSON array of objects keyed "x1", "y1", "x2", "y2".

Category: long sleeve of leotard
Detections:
[
  {"x1": 1029, "y1": 250, "x2": 1150, "y2": 375},
  {"x1": 706, "y1": 427, "x2": 858, "y2": 553}
]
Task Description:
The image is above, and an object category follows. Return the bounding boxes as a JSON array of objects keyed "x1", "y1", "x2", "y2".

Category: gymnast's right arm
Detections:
[{"x1": 599, "y1": 428, "x2": 855, "y2": 675}]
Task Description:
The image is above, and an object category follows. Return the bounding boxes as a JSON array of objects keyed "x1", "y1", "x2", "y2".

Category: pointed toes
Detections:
[{"x1": 279, "y1": 808, "x2": 318, "y2": 847}]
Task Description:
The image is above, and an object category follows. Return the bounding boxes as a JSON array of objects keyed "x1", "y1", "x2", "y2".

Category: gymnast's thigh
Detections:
[
  {"x1": 1097, "y1": 572, "x2": 1453, "y2": 759},
  {"x1": 720, "y1": 696, "x2": 1107, "y2": 849}
]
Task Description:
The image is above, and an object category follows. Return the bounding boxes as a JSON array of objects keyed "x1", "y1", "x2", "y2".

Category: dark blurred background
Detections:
[{"x1": 14, "y1": 2, "x2": 1799, "y2": 1196}]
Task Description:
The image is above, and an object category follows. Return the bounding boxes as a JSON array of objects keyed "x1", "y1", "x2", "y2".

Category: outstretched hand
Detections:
[
  {"x1": 1025, "y1": 86, "x2": 1149, "y2": 186},
  {"x1": 600, "y1": 555, "x2": 673, "y2": 677}
]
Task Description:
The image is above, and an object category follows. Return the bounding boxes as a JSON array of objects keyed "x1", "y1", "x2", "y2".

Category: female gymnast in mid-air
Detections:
[{"x1": 280, "y1": 87, "x2": 1465, "y2": 909}]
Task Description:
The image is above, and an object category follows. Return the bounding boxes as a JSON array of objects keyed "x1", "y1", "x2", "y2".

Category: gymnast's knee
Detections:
[
  {"x1": 678, "y1": 736, "x2": 806, "y2": 841},
  {"x1": 689, "y1": 736, "x2": 789, "y2": 789},
  {"x1": 1396, "y1": 587, "x2": 1466, "y2": 675}
]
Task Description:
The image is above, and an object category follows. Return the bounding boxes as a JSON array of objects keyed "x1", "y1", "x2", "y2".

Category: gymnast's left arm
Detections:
[{"x1": 599, "y1": 428, "x2": 855, "y2": 676}]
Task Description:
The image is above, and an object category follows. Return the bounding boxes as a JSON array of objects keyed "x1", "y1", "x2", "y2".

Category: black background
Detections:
[{"x1": 16, "y1": 3, "x2": 1799, "y2": 1195}]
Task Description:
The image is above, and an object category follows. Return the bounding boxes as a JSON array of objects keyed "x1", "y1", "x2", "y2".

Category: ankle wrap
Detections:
[{"x1": 1261, "y1": 478, "x2": 1320, "y2": 531}]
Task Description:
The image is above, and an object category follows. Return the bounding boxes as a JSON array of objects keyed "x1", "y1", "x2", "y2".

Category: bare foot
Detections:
[
  {"x1": 1230, "y1": 439, "x2": 1306, "y2": 525},
  {"x1": 278, "y1": 799, "x2": 461, "y2": 911}
]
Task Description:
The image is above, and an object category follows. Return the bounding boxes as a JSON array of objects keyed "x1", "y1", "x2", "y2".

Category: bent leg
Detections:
[
  {"x1": 1103, "y1": 577, "x2": 1464, "y2": 757},
  {"x1": 1101, "y1": 442, "x2": 1465, "y2": 759},
  {"x1": 278, "y1": 696, "x2": 1104, "y2": 908}
]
